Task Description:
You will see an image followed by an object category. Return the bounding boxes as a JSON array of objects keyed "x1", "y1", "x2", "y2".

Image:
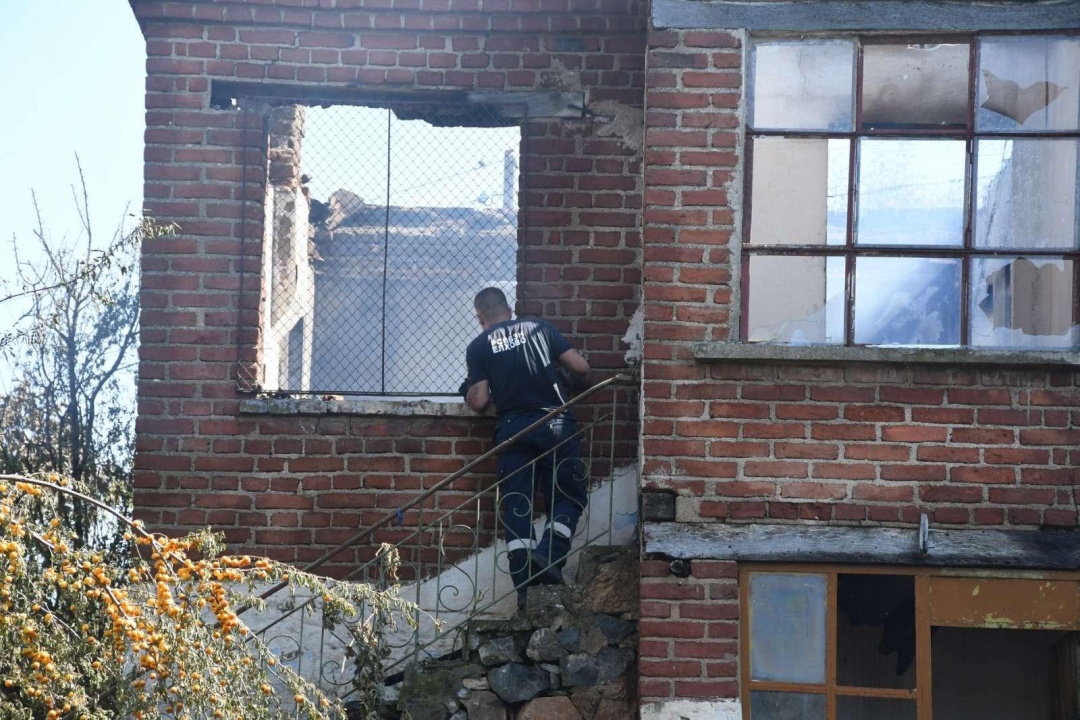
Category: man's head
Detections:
[{"x1": 474, "y1": 287, "x2": 512, "y2": 329}]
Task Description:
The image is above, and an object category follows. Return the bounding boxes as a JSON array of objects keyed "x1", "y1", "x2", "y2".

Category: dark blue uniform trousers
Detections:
[{"x1": 495, "y1": 411, "x2": 588, "y2": 588}]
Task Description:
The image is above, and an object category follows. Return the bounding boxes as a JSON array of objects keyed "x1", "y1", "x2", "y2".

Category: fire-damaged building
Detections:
[{"x1": 127, "y1": 0, "x2": 1080, "y2": 718}]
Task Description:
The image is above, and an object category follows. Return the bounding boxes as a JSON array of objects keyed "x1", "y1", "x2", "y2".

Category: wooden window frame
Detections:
[
  {"x1": 741, "y1": 31, "x2": 1080, "y2": 349},
  {"x1": 739, "y1": 564, "x2": 1080, "y2": 720}
]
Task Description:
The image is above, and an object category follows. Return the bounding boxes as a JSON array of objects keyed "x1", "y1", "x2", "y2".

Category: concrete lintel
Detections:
[
  {"x1": 644, "y1": 522, "x2": 1080, "y2": 570},
  {"x1": 693, "y1": 342, "x2": 1080, "y2": 367},
  {"x1": 652, "y1": 0, "x2": 1080, "y2": 31},
  {"x1": 239, "y1": 396, "x2": 488, "y2": 418}
]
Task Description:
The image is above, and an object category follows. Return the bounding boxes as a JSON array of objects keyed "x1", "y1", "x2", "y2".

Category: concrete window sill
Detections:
[
  {"x1": 238, "y1": 396, "x2": 492, "y2": 418},
  {"x1": 693, "y1": 343, "x2": 1080, "y2": 367}
]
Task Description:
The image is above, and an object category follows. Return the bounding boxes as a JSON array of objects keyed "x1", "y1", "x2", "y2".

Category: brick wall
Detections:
[
  {"x1": 131, "y1": 0, "x2": 645, "y2": 575},
  {"x1": 639, "y1": 27, "x2": 1079, "y2": 531},
  {"x1": 637, "y1": 27, "x2": 1079, "y2": 705},
  {"x1": 639, "y1": 559, "x2": 739, "y2": 702}
]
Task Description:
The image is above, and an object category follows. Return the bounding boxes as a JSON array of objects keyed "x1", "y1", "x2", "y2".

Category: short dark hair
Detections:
[{"x1": 474, "y1": 287, "x2": 510, "y2": 320}]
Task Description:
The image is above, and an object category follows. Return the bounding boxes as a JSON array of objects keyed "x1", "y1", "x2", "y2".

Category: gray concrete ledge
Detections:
[
  {"x1": 694, "y1": 342, "x2": 1080, "y2": 367},
  {"x1": 645, "y1": 522, "x2": 1080, "y2": 570},
  {"x1": 652, "y1": 0, "x2": 1080, "y2": 31},
  {"x1": 239, "y1": 396, "x2": 488, "y2": 418}
]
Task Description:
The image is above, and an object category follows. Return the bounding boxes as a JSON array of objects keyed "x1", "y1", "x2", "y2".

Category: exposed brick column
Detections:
[
  {"x1": 639, "y1": 559, "x2": 739, "y2": 702},
  {"x1": 639, "y1": 27, "x2": 743, "y2": 510}
]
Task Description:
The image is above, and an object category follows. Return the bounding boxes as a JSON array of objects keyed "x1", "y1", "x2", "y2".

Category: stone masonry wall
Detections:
[
  {"x1": 636, "y1": 26, "x2": 1080, "y2": 708},
  {"x1": 391, "y1": 546, "x2": 640, "y2": 720},
  {"x1": 130, "y1": 0, "x2": 645, "y2": 575}
]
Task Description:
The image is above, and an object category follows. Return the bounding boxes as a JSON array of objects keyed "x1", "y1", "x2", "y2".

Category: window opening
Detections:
[
  {"x1": 741, "y1": 567, "x2": 1080, "y2": 720},
  {"x1": 743, "y1": 34, "x2": 1080, "y2": 350},
  {"x1": 261, "y1": 103, "x2": 521, "y2": 396}
]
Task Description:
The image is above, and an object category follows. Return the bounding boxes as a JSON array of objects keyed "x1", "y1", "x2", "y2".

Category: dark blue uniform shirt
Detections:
[{"x1": 465, "y1": 317, "x2": 573, "y2": 417}]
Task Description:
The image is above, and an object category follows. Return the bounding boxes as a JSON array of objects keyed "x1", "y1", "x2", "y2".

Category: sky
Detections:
[
  {"x1": 0, "y1": 1, "x2": 145, "y2": 389},
  {"x1": 0, "y1": 1, "x2": 145, "y2": 289}
]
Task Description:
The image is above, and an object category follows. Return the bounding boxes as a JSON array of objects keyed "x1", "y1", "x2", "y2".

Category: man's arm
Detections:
[
  {"x1": 558, "y1": 348, "x2": 590, "y2": 393},
  {"x1": 466, "y1": 379, "x2": 491, "y2": 412}
]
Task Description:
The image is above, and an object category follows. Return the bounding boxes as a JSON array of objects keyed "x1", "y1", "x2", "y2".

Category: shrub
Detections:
[{"x1": 0, "y1": 473, "x2": 412, "y2": 720}]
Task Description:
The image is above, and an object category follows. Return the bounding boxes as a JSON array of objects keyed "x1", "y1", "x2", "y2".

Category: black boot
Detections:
[
  {"x1": 508, "y1": 548, "x2": 532, "y2": 607},
  {"x1": 531, "y1": 529, "x2": 572, "y2": 585}
]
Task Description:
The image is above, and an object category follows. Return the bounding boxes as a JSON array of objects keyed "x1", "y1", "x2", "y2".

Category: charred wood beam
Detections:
[
  {"x1": 210, "y1": 81, "x2": 584, "y2": 125},
  {"x1": 653, "y1": 0, "x2": 1080, "y2": 31},
  {"x1": 645, "y1": 522, "x2": 1080, "y2": 570}
]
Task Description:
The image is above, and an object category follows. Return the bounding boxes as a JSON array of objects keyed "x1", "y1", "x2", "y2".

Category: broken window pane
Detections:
[
  {"x1": 837, "y1": 696, "x2": 916, "y2": 720},
  {"x1": 932, "y1": 628, "x2": 1070, "y2": 720},
  {"x1": 862, "y1": 43, "x2": 970, "y2": 130},
  {"x1": 974, "y1": 139, "x2": 1080, "y2": 250},
  {"x1": 747, "y1": 255, "x2": 846, "y2": 344},
  {"x1": 978, "y1": 36, "x2": 1080, "y2": 132},
  {"x1": 837, "y1": 574, "x2": 916, "y2": 690},
  {"x1": 970, "y1": 256, "x2": 1077, "y2": 349},
  {"x1": 750, "y1": 691, "x2": 826, "y2": 720},
  {"x1": 856, "y1": 139, "x2": 966, "y2": 247},
  {"x1": 749, "y1": 137, "x2": 849, "y2": 247},
  {"x1": 749, "y1": 573, "x2": 828, "y2": 684},
  {"x1": 854, "y1": 256, "x2": 961, "y2": 346},
  {"x1": 750, "y1": 40, "x2": 855, "y2": 131}
]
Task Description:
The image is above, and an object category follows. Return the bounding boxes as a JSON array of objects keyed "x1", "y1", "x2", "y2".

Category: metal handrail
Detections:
[{"x1": 251, "y1": 372, "x2": 636, "y2": 608}]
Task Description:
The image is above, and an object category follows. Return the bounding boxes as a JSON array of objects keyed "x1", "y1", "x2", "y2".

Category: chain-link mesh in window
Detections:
[{"x1": 261, "y1": 104, "x2": 521, "y2": 396}]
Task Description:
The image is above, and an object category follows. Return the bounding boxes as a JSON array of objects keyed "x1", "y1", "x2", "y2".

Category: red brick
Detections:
[
  {"x1": 641, "y1": 583, "x2": 706, "y2": 601},
  {"x1": 1043, "y1": 509, "x2": 1079, "y2": 527},
  {"x1": 672, "y1": 680, "x2": 739, "y2": 698},
  {"x1": 780, "y1": 482, "x2": 847, "y2": 500},
  {"x1": 811, "y1": 387, "x2": 875, "y2": 403},
  {"x1": 911, "y1": 407, "x2": 975, "y2": 424},
  {"x1": 811, "y1": 424, "x2": 877, "y2": 441},
  {"x1": 811, "y1": 463, "x2": 876, "y2": 481},
  {"x1": 882, "y1": 425, "x2": 948, "y2": 443},
  {"x1": 881, "y1": 464, "x2": 947, "y2": 482},
  {"x1": 673, "y1": 641, "x2": 737, "y2": 659},
  {"x1": 744, "y1": 461, "x2": 808, "y2": 478},
  {"x1": 879, "y1": 387, "x2": 944, "y2": 404},
  {"x1": 989, "y1": 487, "x2": 1056, "y2": 505},
  {"x1": 639, "y1": 620, "x2": 706, "y2": 639},
  {"x1": 951, "y1": 428, "x2": 1015, "y2": 445},
  {"x1": 934, "y1": 507, "x2": 970, "y2": 524},
  {"x1": 846, "y1": 444, "x2": 911, "y2": 461},
  {"x1": 711, "y1": 481, "x2": 775, "y2": 498},
  {"x1": 973, "y1": 507, "x2": 1005, "y2": 525},
  {"x1": 852, "y1": 484, "x2": 913, "y2": 502},
  {"x1": 948, "y1": 388, "x2": 1011, "y2": 405},
  {"x1": 917, "y1": 446, "x2": 980, "y2": 463},
  {"x1": 1019, "y1": 429, "x2": 1080, "y2": 446},
  {"x1": 774, "y1": 442, "x2": 839, "y2": 460},
  {"x1": 950, "y1": 466, "x2": 1016, "y2": 484},
  {"x1": 845, "y1": 405, "x2": 906, "y2": 423},
  {"x1": 639, "y1": 660, "x2": 704, "y2": 677},
  {"x1": 1020, "y1": 468, "x2": 1078, "y2": 485},
  {"x1": 680, "y1": 604, "x2": 738, "y2": 620},
  {"x1": 689, "y1": 561, "x2": 737, "y2": 579},
  {"x1": 920, "y1": 485, "x2": 983, "y2": 503}
]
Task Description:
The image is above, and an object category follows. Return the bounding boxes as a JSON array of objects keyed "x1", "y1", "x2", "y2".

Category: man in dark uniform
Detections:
[{"x1": 463, "y1": 287, "x2": 590, "y2": 604}]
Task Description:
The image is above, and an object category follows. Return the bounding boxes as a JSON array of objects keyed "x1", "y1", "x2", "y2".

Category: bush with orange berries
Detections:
[{"x1": 0, "y1": 473, "x2": 415, "y2": 720}]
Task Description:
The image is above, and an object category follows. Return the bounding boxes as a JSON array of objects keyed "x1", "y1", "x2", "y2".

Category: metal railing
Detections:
[{"x1": 244, "y1": 373, "x2": 638, "y2": 701}]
